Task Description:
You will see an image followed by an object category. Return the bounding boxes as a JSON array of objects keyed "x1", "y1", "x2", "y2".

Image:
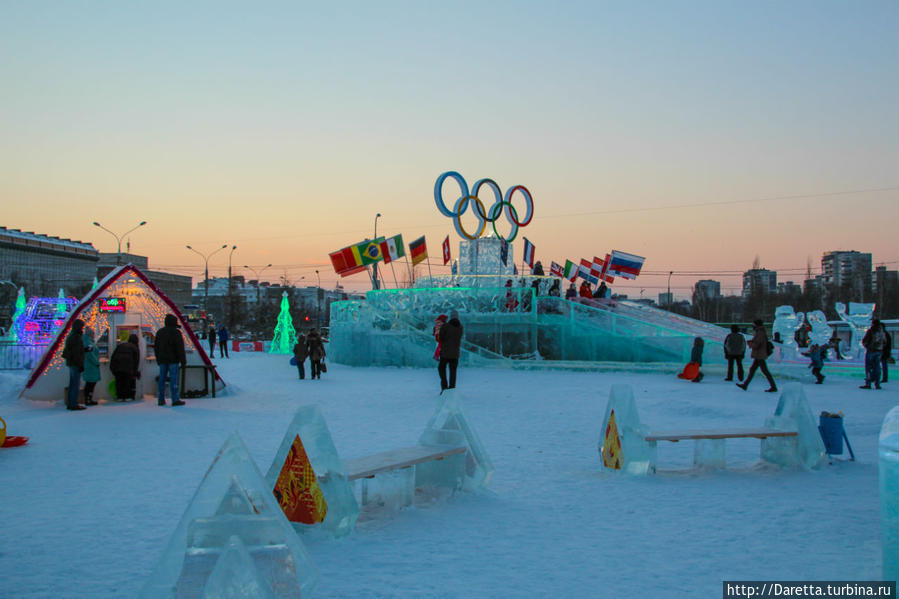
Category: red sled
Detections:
[
  {"x1": 2, "y1": 436, "x2": 29, "y2": 448},
  {"x1": 677, "y1": 362, "x2": 700, "y2": 380}
]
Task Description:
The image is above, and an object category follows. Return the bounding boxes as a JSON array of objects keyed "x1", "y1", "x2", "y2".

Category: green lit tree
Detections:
[
  {"x1": 268, "y1": 291, "x2": 297, "y2": 354},
  {"x1": 10, "y1": 287, "x2": 26, "y2": 341}
]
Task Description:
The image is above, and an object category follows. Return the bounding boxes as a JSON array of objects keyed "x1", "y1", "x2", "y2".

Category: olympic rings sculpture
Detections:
[{"x1": 434, "y1": 171, "x2": 534, "y2": 242}]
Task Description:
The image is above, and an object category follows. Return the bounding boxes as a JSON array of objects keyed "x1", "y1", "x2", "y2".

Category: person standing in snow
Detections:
[
  {"x1": 737, "y1": 319, "x2": 777, "y2": 393},
  {"x1": 723, "y1": 325, "x2": 746, "y2": 382},
  {"x1": 154, "y1": 314, "x2": 186, "y2": 406},
  {"x1": 438, "y1": 309, "x2": 463, "y2": 391},
  {"x1": 207, "y1": 326, "x2": 217, "y2": 357},
  {"x1": 82, "y1": 326, "x2": 101, "y2": 406},
  {"x1": 217, "y1": 324, "x2": 230, "y2": 358},
  {"x1": 306, "y1": 328, "x2": 326, "y2": 379},
  {"x1": 110, "y1": 334, "x2": 140, "y2": 400},
  {"x1": 690, "y1": 337, "x2": 704, "y2": 382},
  {"x1": 860, "y1": 319, "x2": 887, "y2": 390},
  {"x1": 293, "y1": 332, "x2": 308, "y2": 380},
  {"x1": 433, "y1": 314, "x2": 448, "y2": 361},
  {"x1": 61, "y1": 318, "x2": 86, "y2": 410}
]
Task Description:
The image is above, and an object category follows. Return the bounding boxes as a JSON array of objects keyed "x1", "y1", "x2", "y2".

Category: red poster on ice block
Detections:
[
  {"x1": 272, "y1": 435, "x2": 328, "y2": 525},
  {"x1": 233, "y1": 341, "x2": 263, "y2": 352}
]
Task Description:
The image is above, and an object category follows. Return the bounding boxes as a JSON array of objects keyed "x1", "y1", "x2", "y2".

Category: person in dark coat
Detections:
[
  {"x1": 737, "y1": 319, "x2": 777, "y2": 392},
  {"x1": 61, "y1": 318, "x2": 86, "y2": 410},
  {"x1": 860, "y1": 319, "x2": 887, "y2": 390},
  {"x1": 306, "y1": 328, "x2": 326, "y2": 379},
  {"x1": 207, "y1": 326, "x2": 217, "y2": 357},
  {"x1": 882, "y1": 329, "x2": 893, "y2": 384},
  {"x1": 293, "y1": 333, "x2": 308, "y2": 380},
  {"x1": 807, "y1": 344, "x2": 825, "y2": 384},
  {"x1": 723, "y1": 325, "x2": 746, "y2": 382},
  {"x1": 690, "y1": 337, "x2": 704, "y2": 382},
  {"x1": 548, "y1": 279, "x2": 561, "y2": 297},
  {"x1": 154, "y1": 314, "x2": 187, "y2": 406},
  {"x1": 217, "y1": 325, "x2": 230, "y2": 358},
  {"x1": 565, "y1": 282, "x2": 577, "y2": 300},
  {"x1": 110, "y1": 334, "x2": 141, "y2": 400},
  {"x1": 532, "y1": 261, "x2": 545, "y2": 276},
  {"x1": 438, "y1": 309, "x2": 463, "y2": 391}
]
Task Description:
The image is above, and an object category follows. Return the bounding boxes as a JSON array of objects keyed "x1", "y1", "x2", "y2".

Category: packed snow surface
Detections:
[{"x1": 0, "y1": 352, "x2": 894, "y2": 598}]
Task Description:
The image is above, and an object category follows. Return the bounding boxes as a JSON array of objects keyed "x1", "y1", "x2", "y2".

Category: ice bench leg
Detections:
[{"x1": 694, "y1": 439, "x2": 726, "y2": 469}]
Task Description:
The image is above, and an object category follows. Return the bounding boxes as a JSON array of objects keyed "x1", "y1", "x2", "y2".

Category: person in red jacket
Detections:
[{"x1": 579, "y1": 281, "x2": 593, "y2": 298}]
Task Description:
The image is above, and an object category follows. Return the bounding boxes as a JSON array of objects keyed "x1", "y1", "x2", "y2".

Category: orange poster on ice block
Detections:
[
  {"x1": 273, "y1": 435, "x2": 328, "y2": 524},
  {"x1": 603, "y1": 410, "x2": 623, "y2": 470}
]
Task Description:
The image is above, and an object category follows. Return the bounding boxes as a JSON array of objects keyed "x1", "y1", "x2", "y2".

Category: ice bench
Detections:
[
  {"x1": 264, "y1": 389, "x2": 494, "y2": 538},
  {"x1": 599, "y1": 383, "x2": 826, "y2": 474}
]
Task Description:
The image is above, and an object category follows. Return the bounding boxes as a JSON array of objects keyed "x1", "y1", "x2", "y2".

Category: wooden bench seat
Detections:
[
  {"x1": 345, "y1": 444, "x2": 467, "y2": 480},
  {"x1": 646, "y1": 429, "x2": 798, "y2": 442}
]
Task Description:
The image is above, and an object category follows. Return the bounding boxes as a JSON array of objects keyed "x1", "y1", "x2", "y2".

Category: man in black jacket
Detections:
[
  {"x1": 438, "y1": 309, "x2": 463, "y2": 391},
  {"x1": 61, "y1": 318, "x2": 86, "y2": 410},
  {"x1": 154, "y1": 314, "x2": 187, "y2": 406}
]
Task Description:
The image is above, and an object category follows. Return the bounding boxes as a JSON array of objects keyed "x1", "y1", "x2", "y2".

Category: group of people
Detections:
[
  {"x1": 207, "y1": 325, "x2": 230, "y2": 358},
  {"x1": 292, "y1": 329, "x2": 327, "y2": 380},
  {"x1": 682, "y1": 320, "x2": 778, "y2": 392}
]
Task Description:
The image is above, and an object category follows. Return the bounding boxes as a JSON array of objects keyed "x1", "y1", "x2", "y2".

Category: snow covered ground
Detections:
[{"x1": 0, "y1": 352, "x2": 895, "y2": 598}]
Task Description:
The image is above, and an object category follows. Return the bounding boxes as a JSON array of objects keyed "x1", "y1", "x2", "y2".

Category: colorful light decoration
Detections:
[
  {"x1": 15, "y1": 296, "x2": 79, "y2": 345},
  {"x1": 8, "y1": 287, "x2": 26, "y2": 342}
]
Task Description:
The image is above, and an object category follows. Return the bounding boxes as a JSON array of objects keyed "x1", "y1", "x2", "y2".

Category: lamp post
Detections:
[
  {"x1": 93, "y1": 221, "x2": 147, "y2": 265},
  {"x1": 227, "y1": 245, "x2": 237, "y2": 330},
  {"x1": 244, "y1": 264, "x2": 273, "y2": 306},
  {"x1": 315, "y1": 269, "x2": 322, "y2": 329},
  {"x1": 186, "y1": 244, "x2": 228, "y2": 318},
  {"x1": 372, "y1": 213, "x2": 382, "y2": 290},
  {"x1": 667, "y1": 271, "x2": 674, "y2": 310}
]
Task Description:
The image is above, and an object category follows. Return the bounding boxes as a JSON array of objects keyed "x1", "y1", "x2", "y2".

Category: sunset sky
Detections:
[{"x1": 2, "y1": 1, "x2": 897, "y2": 299}]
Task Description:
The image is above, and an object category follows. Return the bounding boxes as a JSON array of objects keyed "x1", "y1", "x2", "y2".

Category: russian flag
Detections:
[
  {"x1": 522, "y1": 237, "x2": 535, "y2": 270},
  {"x1": 607, "y1": 250, "x2": 645, "y2": 279}
]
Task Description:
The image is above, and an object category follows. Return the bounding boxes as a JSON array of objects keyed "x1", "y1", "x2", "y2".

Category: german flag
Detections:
[{"x1": 409, "y1": 235, "x2": 427, "y2": 266}]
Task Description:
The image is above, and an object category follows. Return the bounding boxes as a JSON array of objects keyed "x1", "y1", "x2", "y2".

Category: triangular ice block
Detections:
[
  {"x1": 140, "y1": 432, "x2": 318, "y2": 598},
  {"x1": 201, "y1": 535, "x2": 277, "y2": 599},
  {"x1": 418, "y1": 389, "x2": 494, "y2": 490},
  {"x1": 598, "y1": 384, "x2": 654, "y2": 475},
  {"x1": 762, "y1": 383, "x2": 826, "y2": 469},
  {"x1": 264, "y1": 405, "x2": 359, "y2": 538}
]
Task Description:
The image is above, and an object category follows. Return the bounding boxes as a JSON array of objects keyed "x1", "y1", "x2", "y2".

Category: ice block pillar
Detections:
[
  {"x1": 140, "y1": 433, "x2": 318, "y2": 599},
  {"x1": 264, "y1": 405, "x2": 359, "y2": 538},
  {"x1": 599, "y1": 384, "x2": 654, "y2": 475},
  {"x1": 879, "y1": 406, "x2": 899, "y2": 581},
  {"x1": 761, "y1": 384, "x2": 826, "y2": 470}
]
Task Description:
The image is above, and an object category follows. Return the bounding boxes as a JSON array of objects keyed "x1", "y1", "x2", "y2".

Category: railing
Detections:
[{"x1": 0, "y1": 342, "x2": 49, "y2": 370}]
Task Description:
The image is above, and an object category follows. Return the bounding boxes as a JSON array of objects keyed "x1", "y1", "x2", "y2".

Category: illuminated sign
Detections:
[{"x1": 99, "y1": 297, "x2": 127, "y2": 313}]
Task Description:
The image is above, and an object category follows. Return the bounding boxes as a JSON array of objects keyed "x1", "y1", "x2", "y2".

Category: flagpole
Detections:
[
  {"x1": 404, "y1": 253, "x2": 413, "y2": 287},
  {"x1": 390, "y1": 262, "x2": 399, "y2": 289}
]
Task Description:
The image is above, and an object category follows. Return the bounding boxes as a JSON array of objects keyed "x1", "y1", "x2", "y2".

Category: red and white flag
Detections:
[
  {"x1": 550, "y1": 261, "x2": 564, "y2": 278},
  {"x1": 592, "y1": 254, "x2": 615, "y2": 284},
  {"x1": 442, "y1": 235, "x2": 451, "y2": 265}
]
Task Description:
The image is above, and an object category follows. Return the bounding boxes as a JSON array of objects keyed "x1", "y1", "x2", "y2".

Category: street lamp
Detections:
[
  {"x1": 667, "y1": 271, "x2": 674, "y2": 310},
  {"x1": 93, "y1": 221, "x2": 147, "y2": 265},
  {"x1": 244, "y1": 264, "x2": 273, "y2": 306},
  {"x1": 372, "y1": 213, "x2": 382, "y2": 290},
  {"x1": 315, "y1": 269, "x2": 322, "y2": 329},
  {"x1": 186, "y1": 244, "x2": 228, "y2": 317},
  {"x1": 227, "y1": 245, "x2": 237, "y2": 329}
]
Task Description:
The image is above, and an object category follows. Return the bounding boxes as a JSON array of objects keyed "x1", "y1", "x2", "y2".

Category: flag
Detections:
[
  {"x1": 329, "y1": 245, "x2": 362, "y2": 275},
  {"x1": 563, "y1": 260, "x2": 578, "y2": 282},
  {"x1": 607, "y1": 250, "x2": 646, "y2": 279},
  {"x1": 550, "y1": 261, "x2": 564, "y2": 278},
  {"x1": 522, "y1": 237, "x2": 535, "y2": 270},
  {"x1": 592, "y1": 255, "x2": 615, "y2": 284},
  {"x1": 409, "y1": 236, "x2": 428, "y2": 266},
  {"x1": 442, "y1": 235, "x2": 451, "y2": 266},
  {"x1": 356, "y1": 237, "x2": 385, "y2": 266},
  {"x1": 379, "y1": 234, "x2": 405, "y2": 264},
  {"x1": 339, "y1": 265, "x2": 367, "y2": 278},
  {"x1": 500, "y1": 239, "x2": 509, "y2": 266},
  {"x1": 578, "y1": 259, "x2": 599, "y2": 285}
]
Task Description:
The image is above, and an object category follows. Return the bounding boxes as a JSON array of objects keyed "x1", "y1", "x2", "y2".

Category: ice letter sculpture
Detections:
[
  {"x1": 264, "y1": 405, "x2": 359, "y2": 538},
  {"x1": 880, "y1": 407, "x2": 899, "y2": 581},
  {"x1": 805, "y1": 310, "x2": 833, "y2": 349},
  {"x1": 772, "y1": 306, "x2": 804, "y2": 360},
  {"x1": 761, "y1": 384, "x2": 826, "y2": 470},
  {"x1": 834, "y1": 302, "x2": 876, "y2": 360},
  {"x1": 599, "y1": 384, "x2": 654, "y2": 475},
  {"x1": 140, "y1": 433, "x2": 318, "y2": 599}
]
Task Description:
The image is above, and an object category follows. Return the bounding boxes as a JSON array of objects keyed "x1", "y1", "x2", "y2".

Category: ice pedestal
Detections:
[
  {"x1": 694, "y1": 439, "x2": 726, "y2": 470},
  {"x1": 761, "y1": 384, "x2": 826, "y2": 470},
  {"x1": 879, "y1": 407, "x2": 899, "y2": 581},
  {"x1": 355, "y1": 467, "x2": 416, "y2": 511},
  {"x1": 599, "y1": 384, "x2": 654, "y2": 475},
  {"x1": 141, "y1": 433, "x2": 317, "y2": 599},
  {"x1": 264, "y1": 405, "x2": 359, "y2": 538}
]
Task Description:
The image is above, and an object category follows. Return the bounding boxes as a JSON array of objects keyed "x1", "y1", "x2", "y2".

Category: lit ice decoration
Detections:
[
  {"x1": 805, "y1": 310, "x2": 832, "y2": 348},
  {"x1": 16, "y1": 295, "x2": 78, "y2": 345},
  {"x1": 269, "y1": 291, "x2": 297, "y2": 355},
  {"x1": 140, "y1": 433, "x2": 318, "y2": 599},
  {"x1": 8, "y1": 287, "x2": 26, "y2": 342},
  {"x1": 772, "y1": 305, "x2": 805, "y2": 360},
  {"x1": 834, "y1": 302, "x2": 876, "y2": 359}
]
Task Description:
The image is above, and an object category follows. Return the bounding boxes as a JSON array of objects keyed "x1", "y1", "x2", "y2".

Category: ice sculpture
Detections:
[
  {"x1": 264, "y1": 405, "x2": 359, "y2": 538},
  {"x1": 805, "y1": 310, "x2": 833, "y2": 348},
  {"x1": 834, "y1": 302, "x2": 875, "y2": 360},
  {"x1": 419, "y1": 388, "x2": 494, "y2": 491},
  {"x1": 268, "y1": 291, "x2": 297, "y2": 355},
  {"x1": 7, "y1": 287, "x2": 25, "y2": 341},
  {"x1": 598, "y1": 384, "x2": 654, "y2": 475},
  {"x1": 458, "y1": 237, "x2": 515, "y2": 277},
  {"x1": 879, "y1": 406, "x2": 899, "y2": 581},
  {"x1": 141, "y1": 433, "x2": 317, "y2": 599},
  {"x1": 772, "y1": 306, "x2": 805, "y2": 360},
  {"x1": 761, "y1": 384, "x2": 826, "y2": 470}
]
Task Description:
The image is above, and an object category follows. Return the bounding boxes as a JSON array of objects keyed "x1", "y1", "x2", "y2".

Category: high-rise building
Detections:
[
  {"x1": 742, "y1": 268, "x2": 777, "y2": 297},
  {"x1": 0, "y1": 227, "x2": 98, "y2": 296},
  {"x1": 694, "y1": 279, "x2": 721, "y2": 300},
  {"x1": 821, "y1": 251, "x2": 872, "y2": 291}
]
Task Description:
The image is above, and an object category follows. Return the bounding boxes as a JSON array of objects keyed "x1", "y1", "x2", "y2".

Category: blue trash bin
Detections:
[{"x1": 819, "y1": 413, "x2": 844, "y2": 455}]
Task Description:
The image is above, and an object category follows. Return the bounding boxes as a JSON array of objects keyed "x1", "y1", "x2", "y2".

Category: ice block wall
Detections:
[{"x1": 880, "y1": 406, "x2": 899, "y2": 581}]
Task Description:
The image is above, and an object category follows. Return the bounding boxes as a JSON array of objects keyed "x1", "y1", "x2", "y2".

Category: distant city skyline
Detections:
[{"x1": 2, "y1": 2, "x2": 897, "y2": 299}]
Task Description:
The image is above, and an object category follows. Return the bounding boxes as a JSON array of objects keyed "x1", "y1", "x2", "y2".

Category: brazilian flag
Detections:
[{"x1": 356, "y1": 237, "x2": 385, "y2": 265}]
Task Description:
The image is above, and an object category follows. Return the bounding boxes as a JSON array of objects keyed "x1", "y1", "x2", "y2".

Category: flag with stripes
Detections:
[
  {"x1": 550, "y1": 261, "x2": 564, "y2": 278},
  {"x1": 409, "y1": 236, "x2": 428, "y2": 266},
  {"x1": 442, "y1": 235, "x2": 451, "y2": 265},
  {"x1": 607, "y1": 250, "x2": 645, "y2": 279},
  {"x1": 522, "y1": 237, "x2": 535, "y2": 269},
  {"x1": 562, "y1": 260, "x2": 578, "y2": 282},
  {"x1": 379, "y1": 234, "x2": 405, "y2": 264},
  {"x1": 578, "y1": 259, "x2": 599, "y2": 285},
  {"x1": 329, "y1": 245, "x2": 362, "y2": 275},
  {"x1": 592, "y1": 254, "x2": 615, "y2": 284}
]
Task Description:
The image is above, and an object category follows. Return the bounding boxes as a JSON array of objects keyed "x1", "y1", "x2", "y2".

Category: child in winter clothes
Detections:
[
  {"x1": 808, "y1": 344, "x2": 825, "y2": 384},
  {"x1": 690, "y1": 337, "x2": 704, "y2": 382}
]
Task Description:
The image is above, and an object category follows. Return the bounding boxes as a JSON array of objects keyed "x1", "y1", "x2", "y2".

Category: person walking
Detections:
[
  {"x1": 82, "y1": 326, "x2": 101, "y2": 406},
  {"x1": 217, "y1": 325, "x2": 230, "y2": 358},
  {"x1": 807, "y1": 344, "x2": 826, "y2": 384},
  {"x1": 306, "y1": 328, "x2": 326, "y2": 379},
  {"x1": 61, "y1": 318, "x2": 86, "y2": 410},
  {"x1": 438, "y1": 309, "x2": 463, "y2": 391},
  {"x1": 154, "y1": 314, "x2": 186, "y2": 406},
  {"x1": 882, "y1": 328, "x2": 893, "y2": 384},
  {"x1": 860, "y1": 319, "x2": 887, "y2": 390},
  {"x1": 723, "y1": 325, "x2": 746, "y2": 382},
  {"x1": 207, "y1": 326, "x2": 217, "y2": 357},
  {"x1": 737, "y1": 319, "x2": 778, "y2": 393},
  {"x1": 293, "y1": 333, "x2": 308, "y2": 380},
  {"x1": 110, "y1": 334, "x2": 140, "y2": 400}
]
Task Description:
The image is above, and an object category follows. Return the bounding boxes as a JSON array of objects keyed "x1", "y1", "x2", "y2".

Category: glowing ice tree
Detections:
[
  {"x1": 269, "y1": 291, "x2": 297, "y2": 354},
  {"x1": 9, "y1": 287, "x2": 26, "y2": 342}
]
